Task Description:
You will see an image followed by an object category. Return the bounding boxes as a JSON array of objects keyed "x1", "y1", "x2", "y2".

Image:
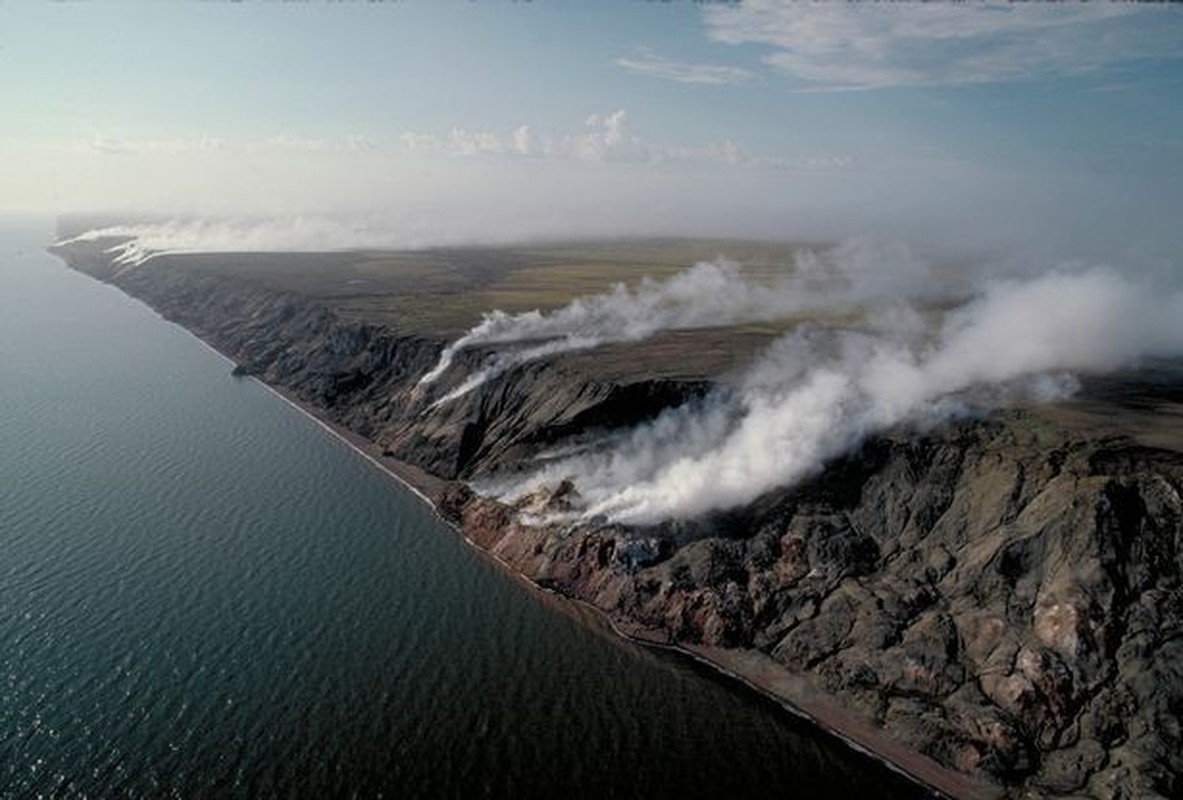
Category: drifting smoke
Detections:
[
  {"x1": 495, "y1": 268, "x2": 1183, "y2": 525},
  {"x1": 59, "y1": 209, "x2": 667, "y2": 269},
  {"x1": 55, "y1": 217, "x2": 424, "y2": 268},
  {"x1": 419, "y1": 260, "x2": 777, "y2": 401},
  {"x1": 419, "y1": 239, "x2": 947, "y2": 404},
  {"x1": 57, "y1": 216, "x2": 1183, "y2": 525}
]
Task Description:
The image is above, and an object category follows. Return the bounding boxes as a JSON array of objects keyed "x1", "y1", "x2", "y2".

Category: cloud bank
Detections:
[
  {"x1": 401, "y1": 110, "x2": 653, "y2": 163},
  {"x1": 399, "y1": 109, "x2": 842, "y2": 171}
]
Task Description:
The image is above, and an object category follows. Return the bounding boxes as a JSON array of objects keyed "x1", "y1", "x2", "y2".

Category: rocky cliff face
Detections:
[
  {"x1": 55, "y1": 241, "x2": 1183, "y2": 799},
  {"x1": 439, "y1": 419, "x2": 1183, "y2": 798}
]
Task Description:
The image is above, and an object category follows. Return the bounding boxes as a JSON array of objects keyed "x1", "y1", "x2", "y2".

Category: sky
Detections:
[{"x1": 3, "y1": 1, "x2": 1183, "y2": 256}]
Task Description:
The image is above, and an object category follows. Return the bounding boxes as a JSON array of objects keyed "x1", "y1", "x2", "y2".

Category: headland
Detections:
[{"x1": 50, "y1": 229, "x2": 1183, "y2": 799}]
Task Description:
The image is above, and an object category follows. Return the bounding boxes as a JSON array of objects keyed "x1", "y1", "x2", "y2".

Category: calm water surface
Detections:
[{"x1": 0, "y1": 218, "x2": 923, "y2": 798}]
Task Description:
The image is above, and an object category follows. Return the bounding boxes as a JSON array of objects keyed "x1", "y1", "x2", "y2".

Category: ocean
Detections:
[{"x1": 0, "y1": 218, "x2": 921, "y2": 798}]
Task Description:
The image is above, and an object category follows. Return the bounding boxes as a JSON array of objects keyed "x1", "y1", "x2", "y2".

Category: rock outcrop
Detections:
[{"x1": 53, "y1": 239, "x2": 1183, "y2": 798}]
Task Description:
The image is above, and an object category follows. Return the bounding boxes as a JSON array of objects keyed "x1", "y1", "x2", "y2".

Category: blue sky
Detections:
[{"x1": 3, "y1": 1, "x2": 1182, "y2": 255}]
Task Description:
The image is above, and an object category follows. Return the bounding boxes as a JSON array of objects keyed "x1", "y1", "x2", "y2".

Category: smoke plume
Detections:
[
  {"x1": 57, "y1": 218, "x2": 1183, "y2": 526},
  {"x1": 55, "y1": 217, "x2": 421, "y2": 268},
  {"x1": 495, "y1": 268, "x2": 1183, "y2": 524},
  {"x1": 419, "y1": 239, "x2": 948, "y2": 404}
]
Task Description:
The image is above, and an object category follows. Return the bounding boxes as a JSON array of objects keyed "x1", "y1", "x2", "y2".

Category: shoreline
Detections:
[
  {"x1": 48, "y1": 238, "x2": 1183, "y2": 799},
  {"x1": 227, "y1": 367, "x2": 996, "y2": 800}
]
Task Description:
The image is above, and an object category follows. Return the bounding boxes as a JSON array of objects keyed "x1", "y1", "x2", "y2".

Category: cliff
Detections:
[{"x1": 53, "y1": 238, "x2": 1183, "y2": 799}]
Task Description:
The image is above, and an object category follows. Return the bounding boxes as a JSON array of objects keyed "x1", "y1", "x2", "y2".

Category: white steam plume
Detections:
[
  {"x1": 55, "y1": 217, "x2": 422, "y2": 268},
  {"x1": 503, "y1": 268, "x2": 1183, "y2": 525},
  {"x1": 419, "y1": 239, "x2": 946, "y2": 402},
  {"x1": 58, "y1": 209, "x2": 666, "y2": 269}
]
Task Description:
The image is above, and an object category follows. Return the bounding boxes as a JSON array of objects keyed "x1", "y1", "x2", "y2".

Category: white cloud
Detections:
[
  {"x1": 511, "y1": 124, "x2": 542, "y2": 157},
  {"x1": 398, "y1": 131, "x2": 443, "y2": 154},
  {"x1": 400, "y1": 109, "x2": 852, "y2": 172},
  {"x1": 615, "y1": 49, "x2": 754, "y2": 85},
  {"x1": 563, "y1": 110, "x2": 648, "y2": 162},
  {"x1": 400, "y1": 127, "x2": 508, "y2": 158},
  {"x1": 704, "y1": 2, "x2": 1182, "y2": 89},
  {"x1": 449, "y1": 127, "x2": 506, "y2": 157},
  {"x1": 401, "y1": 112, "x2": 651, "y2": 163},
  {"x1": 344, "y1": 135, "x2": 376, "y2": 153}
]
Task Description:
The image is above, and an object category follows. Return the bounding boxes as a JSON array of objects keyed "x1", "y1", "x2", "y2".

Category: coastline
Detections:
[
  {"x1": 47, "y1": 237, "x2": 1183, "y2": 799},
  {"x1": 114, "y1": 289, "x2": 988, "y2": 799},
  {"x1": 225, "y1": 360, "x2": 995, "y2": 800},
  {"x1": 55, "y1": 250, "x2": 1008, "y2": 799}
]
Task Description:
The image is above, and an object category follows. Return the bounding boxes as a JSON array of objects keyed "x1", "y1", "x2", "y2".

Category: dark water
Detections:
[{"x1": 0, "y1": 218, "x2": 923, "y2": 798}]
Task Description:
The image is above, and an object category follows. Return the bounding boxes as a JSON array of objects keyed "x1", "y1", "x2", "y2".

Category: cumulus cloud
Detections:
[
  {"x1": 402, "y1": 110, "x2": 650, "y2": 163},
  {"x1": 615, "y1": 49, "x2": 754, "y2": 86},
  {"x1": 399, "y1": 109, "x2": 851, "y2": 171},
  {"x1": 563, "y1": 110, "x2": 649, "y2": 162},
  {"x1": 344, "y1": 135, "x2": 376, "y2": 153},
  {"x1": 511, "y1": 124, "x2": 543, "y2": 158},
  {"x1": 704, "y1": 2, "x2": 1181, "y2": 89},
  {"x1": 400, "y1": 127, "x2": 516, "y2": 158},
  {"x1": 471, "y1": 265, "x2": 1183, "y2": 524}
]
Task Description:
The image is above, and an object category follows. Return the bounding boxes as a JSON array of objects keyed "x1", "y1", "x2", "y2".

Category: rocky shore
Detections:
[{"x1": 52, "y1": 238, "x2": 1183, "y2": 799}]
